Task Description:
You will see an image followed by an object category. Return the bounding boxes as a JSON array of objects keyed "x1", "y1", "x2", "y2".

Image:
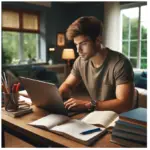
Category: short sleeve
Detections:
[
  {"x1": 71, "y1": 57, "x2": 81, "y2": 79},
  {"x1": 114, "y1": 57, "x2": 134, "y2": 85}
]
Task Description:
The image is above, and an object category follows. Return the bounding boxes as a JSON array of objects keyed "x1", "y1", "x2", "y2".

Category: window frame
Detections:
[
  {"x1": 120, "y1": 2, "x2": 147, "y2": 69},
  {"x1": 2, "y1": 8, "x2": 41, "y2": 64},
  {"x1": 2, "y1": 8, "x2": 40, "y2": 33}
]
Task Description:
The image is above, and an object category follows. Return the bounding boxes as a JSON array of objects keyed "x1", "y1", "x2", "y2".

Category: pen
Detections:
[
  {"x1": 16, "y1": 82, "x2": 21, "y2": 92},
  {"x1": 80, "y1": 128, "x2": 101, "y2": 135},
  {"x1": 12, "y1": 84, "x2": 17, "y2": 93}
]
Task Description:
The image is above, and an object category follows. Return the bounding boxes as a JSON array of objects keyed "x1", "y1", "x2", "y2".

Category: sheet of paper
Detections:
[
  {"x1": 51, "y1": 119, "x2": 106, "y2": 141},
  {"x1": 28, "y1": 114, "x2": 70, "y2": 129},
  {"x1": 82, "y1": 111, "x2": 118, "y2": 128},
  {"x1": 19, "y1": 95, "x2": 32, "y2": 105},
  {"x1": 19, "y1": 90, "x2": 28, "y2": 97}
]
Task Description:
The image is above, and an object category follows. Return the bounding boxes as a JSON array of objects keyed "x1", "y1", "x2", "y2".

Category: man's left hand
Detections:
[{"x1": 64, "y1": 98, "x2": 90, "y2": 111}]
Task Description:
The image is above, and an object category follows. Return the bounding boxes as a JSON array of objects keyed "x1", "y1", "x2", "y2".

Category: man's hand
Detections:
[{"x1": 64, "y1": 98, "x2": 90, "y2": 111}]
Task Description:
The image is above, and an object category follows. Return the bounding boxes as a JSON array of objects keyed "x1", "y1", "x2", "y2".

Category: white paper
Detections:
[
  {"x1": 51, "y1": 119, "x2": 106, "y2": 141},
  {"x1": 82, "y1": 111, "x2": 118, "y2": 128},
  {"x1": 28, "y1": 114, "x2": 70, "y2": 129}
]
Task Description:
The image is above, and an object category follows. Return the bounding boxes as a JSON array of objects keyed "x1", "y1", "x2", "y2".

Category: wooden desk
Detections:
[{"x1": 2, "y1": 106, "x2": 120, "y2": 148}]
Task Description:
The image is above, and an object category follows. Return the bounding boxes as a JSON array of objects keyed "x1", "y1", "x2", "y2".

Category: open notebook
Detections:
[
  {"x1": 82, "y1": 111, "x2": 119, "y2": 131},
  {"x1": 28, "y1": 114, "x2": 106, "y2": 146}
]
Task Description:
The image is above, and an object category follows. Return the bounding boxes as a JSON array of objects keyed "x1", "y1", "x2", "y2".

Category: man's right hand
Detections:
[{"x1": 64, "y1": 98, "x2": 90, "y2": 112}]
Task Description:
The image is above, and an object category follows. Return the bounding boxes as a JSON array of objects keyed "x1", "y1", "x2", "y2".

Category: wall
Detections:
[
  {"x1": 46, "y1": 2, "x2": 104, "y2": 64},
  {"x1": 2, "y1": 2, "x2": 104, "y2": 64},
  {"x1": 103, "y1": 2, "x2": 121, "y2": 51},
  {"x1": 25, "y1": 2, "x2": 51, "y2": 7}
]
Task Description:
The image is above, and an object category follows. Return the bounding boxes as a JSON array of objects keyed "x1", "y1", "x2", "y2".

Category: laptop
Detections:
[{"x1": 19, "y1": 77, "x2": 79, "y2": 116}]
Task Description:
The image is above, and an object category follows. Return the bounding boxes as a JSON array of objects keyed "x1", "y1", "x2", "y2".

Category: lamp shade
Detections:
[{"x1": 62, "y1": 49, "x2": 75, "y2": 60}]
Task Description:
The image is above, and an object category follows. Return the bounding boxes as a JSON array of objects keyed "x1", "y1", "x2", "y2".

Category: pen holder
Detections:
[{"x1": 3, "y1": 92, "x2": 19, "y2": 112}]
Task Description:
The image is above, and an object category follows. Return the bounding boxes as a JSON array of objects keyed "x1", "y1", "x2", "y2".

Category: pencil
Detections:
[
  {"x1": 3, "y1": 72, "x2": 8, "y2": 87},
  {"x1": 2, "y1": 84, "x2": 9, "y2": 93}
]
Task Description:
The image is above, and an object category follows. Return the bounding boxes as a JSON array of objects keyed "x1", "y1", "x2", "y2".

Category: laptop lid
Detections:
[{"x1": 19, "y1": 77, "x2": 68, "y2": 116}]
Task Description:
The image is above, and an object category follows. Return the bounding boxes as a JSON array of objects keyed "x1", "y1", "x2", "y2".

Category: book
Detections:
[
  {"x1": 19, "y1": 95, "x2": 32, "y2": 105},
  {"x1": 28, "y1": 114, "x2": 107, "y2": 146},
  {"x1": 81, "y1": 111, "x2": 119, "y2": 129},
  {"x1": 112, "y1": 128, "x2": 147, "y2": 144},
  {"x1": 110, "y1": 108, "x2": 147, "y2": 147},
  {"x1": 115, "y1": 120, "x2": 147, "y2": 136},
  {"x1": 119, "y1": 107, "x2": 147, "y2": 127},
  {"x1": 19, "y1": 90, "x2": 29, "y2": 97},
  {"x1": 2, "y1": 107, "x2": 33, "y2": 118},
  {"x1": 110, "y1": 135, "x2": 146, "y2": 147}
]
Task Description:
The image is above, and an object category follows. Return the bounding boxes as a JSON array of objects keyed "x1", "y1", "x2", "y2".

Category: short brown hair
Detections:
[{"x1": 66, "y1": 16, "x2": 103, "y2": 41}]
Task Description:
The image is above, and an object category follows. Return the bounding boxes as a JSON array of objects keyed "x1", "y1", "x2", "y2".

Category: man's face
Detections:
[{"x1": 73, "y1": 35, "x2": 97, "y2": 61}]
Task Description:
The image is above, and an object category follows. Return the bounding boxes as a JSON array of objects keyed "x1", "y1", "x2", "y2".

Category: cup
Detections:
[{"x1": 3, "y1": 92, "x2": 19, "y2": 112}]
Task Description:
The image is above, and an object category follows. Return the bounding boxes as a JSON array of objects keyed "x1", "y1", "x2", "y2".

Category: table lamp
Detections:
[{"x1": 62, "y1": 48, "x2": 75, "y2": 66}]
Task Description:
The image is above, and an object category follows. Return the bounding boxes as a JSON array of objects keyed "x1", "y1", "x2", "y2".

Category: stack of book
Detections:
[
  {"x1": 18, "y1": 90, "x2": 32, "y2": 105},
  {"x1": 2, "y1": 107, "x2": 33, "y2": 118},
  {"x1": 19, "y1": 90, "x2": 29, "y2": 97},
  {"x1": 2, "y1": 90, "x2": 33, "y2": 118},
  {"x1": 111, "y1": 107, "x2": 147, "y2": 147}
]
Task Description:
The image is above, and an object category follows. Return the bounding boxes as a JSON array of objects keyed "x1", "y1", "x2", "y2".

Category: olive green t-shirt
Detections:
[{"x1": 71, "y1": 48, "x2": 134, "y2": 101}]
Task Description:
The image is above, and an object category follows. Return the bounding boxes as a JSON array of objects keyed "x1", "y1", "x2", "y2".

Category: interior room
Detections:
[{"x1": 2, "y1": 1, "x2": 147, "y2": 147}]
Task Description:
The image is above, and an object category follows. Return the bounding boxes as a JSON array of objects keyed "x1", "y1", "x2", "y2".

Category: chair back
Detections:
[
  {"x1": 31, "y1": 66, "x2": 59, "y2": 87},
  {"x1": 132, "y1": 88, "x2": 139, "y2": 109}
]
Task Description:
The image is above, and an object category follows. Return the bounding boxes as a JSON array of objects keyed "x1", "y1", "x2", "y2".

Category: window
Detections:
[
  {"x1": 2, "y1": 9, "x2": 41, "y2": 65},
  {"x1": 121, "y1": 4, "x2": 147, "y2": 69}
]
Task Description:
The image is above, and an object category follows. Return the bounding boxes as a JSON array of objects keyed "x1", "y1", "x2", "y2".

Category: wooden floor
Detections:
[{"x1": 4, "y1": 132, "x2": 34, "y2": 148}]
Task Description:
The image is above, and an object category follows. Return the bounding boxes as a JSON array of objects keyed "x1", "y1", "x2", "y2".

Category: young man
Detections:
[{"x1": 59, "y1": 16, "x2": 135, "y2": 114}]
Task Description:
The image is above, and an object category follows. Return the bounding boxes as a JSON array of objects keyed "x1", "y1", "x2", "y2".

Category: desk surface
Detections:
[{"x1": 2, "y1": 105, "x2": 120, "y2": 148}]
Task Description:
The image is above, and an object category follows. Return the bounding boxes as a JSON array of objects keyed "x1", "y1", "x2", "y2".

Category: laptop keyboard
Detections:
[{"x1": 62, "y1": 98, "x2": 81, "y2": 117}]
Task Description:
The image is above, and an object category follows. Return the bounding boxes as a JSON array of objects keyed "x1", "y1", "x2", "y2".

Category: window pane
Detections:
[
  {"x1": 23, "y1": 33, "x2": 38, "y2": 61},
  {"x1": 23, "y1": 13, "x2": 38, "y2": 31},
  {"x1": 121, "y1": 7, "x2": 139, "y2": 40},
  {"x1": 141, "y1": 59, "x2": 147, "y2": 69},
  {"x1": 131, "y1": 18, "x2": 138, "y2": 39},
  {"x1": 130, "y1": 58, "x2": 137, "y2": 68},
  {"x1": 141, "y1": 24, "x2": 147, "y2": 39},
  {"x1": 141, "y1": 41, "x2": 147, "y2": 57},
  {"x1": 130, "y1": 41, "x2": 138, "y2": 57},
  {"x1": 141, "y1": 6, "x2": 147, "y2": 39},
  {"x1": 141, "y1": 5, "x2": 147, "y2": 22},
  {"x1": 122, "y1": 14, "x2": 129, "y2": 40},
  {"x1": 2, "y1": 31, "x2": 19, "y2": 64},
  {"x1": 122, "y1": 41, "x2": 128, "y2": 56},
  {"x1": 2, "y1": 10, "x2": 19, "y2": 29}
]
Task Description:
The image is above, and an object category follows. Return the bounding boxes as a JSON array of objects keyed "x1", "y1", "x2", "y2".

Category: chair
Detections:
[
  {"x1": 132, "y1": 88, "x2": 139, "y2": 109},
  {"x1": 31, "y1": 66, "x2": 59, "y2": 87}
]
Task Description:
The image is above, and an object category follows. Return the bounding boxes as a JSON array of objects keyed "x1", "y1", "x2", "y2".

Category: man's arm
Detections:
[
  {"x1": 59, "y1": 73, "x2": 81, "y2": 98},
  {"x1": 64, "y1": 82, "x2": 135, "y2": 113},
  {"x1": 96, "y1": 82, "x2": 134, "y2": 114}
]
